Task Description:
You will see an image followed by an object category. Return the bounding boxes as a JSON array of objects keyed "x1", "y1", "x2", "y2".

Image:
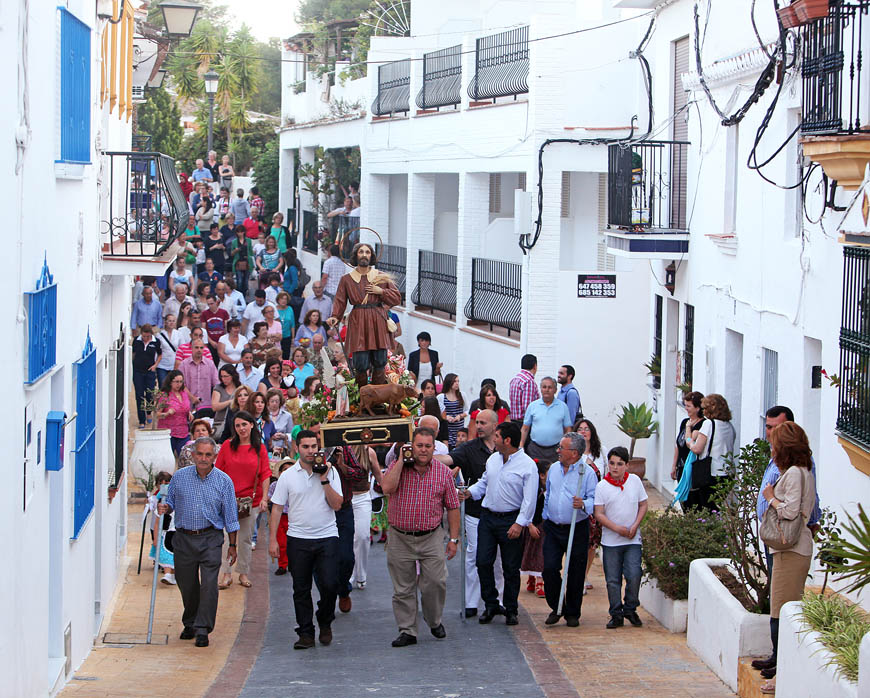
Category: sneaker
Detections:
[
  {"x1": 356, "y1": 581, "x2": 366, "y2": 590},
  {"x1": 160, "y1": 573, "x2": 176, "y2": 585},
  {"x1": 606, "y1": 616, "x2": 624, "y2": 629},
  {"x1": 625, "y1": 612, "x2": 643, "y2": 627},
  {"x1": 251, "y1": 542, "x2": 256, "y2": 550}
]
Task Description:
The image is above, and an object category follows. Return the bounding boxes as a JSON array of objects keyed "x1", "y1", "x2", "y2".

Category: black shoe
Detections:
[
  {"x1": 565, "y1": 616, "x2": 580, "y2": 627},
  {"x1": 464, "y1": 608, "x2": 478, "y2": 618},
  {"x1": 505, "y1": 612, "x2": 518, "y2": 626},
  {"x1": 430, "y1": 623, "x2": 446, "y2": 639},
  {"x1": 752, "y1": 656, "x2": 777, "y2": 671},
  {"x1": 319, "y1": 626, "x2": 333, "y2": 646},
  {"x1": 545, "y1": 612, "x2": 562, "y2": 625},
  {"x1": 606, "y1": 616, "x2": 624, "y2": 629},
  {"x1": 274, "y1": 567, "x2": 287, "y2": 576},
  {"x1": 179, "y1": 627, "x2": 196, "y2": 640},
  {"x1": 479, "y1": 606, "x2": 506, "y2": 624},
  {"x1": 625, "y1": 612, "x2": 643, "y2": 627},
  {"x1": 391, "y1": 633, "x2": 417, "y2": 647},
  {"x1": 293, "y1": 635, "x2": 315, "y2": 650},
  {"x1": 195, "y1": 634, "x2": 209, "y2": 647},
  {"x1": 760, "y1": 666, "x2": 777, "y2": 679}
]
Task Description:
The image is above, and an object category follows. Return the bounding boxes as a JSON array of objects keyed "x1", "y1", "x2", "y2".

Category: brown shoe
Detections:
[
  {"x1": 339, "y1": 596, "x2": 352, "y2": 613},
  {"x1": 293, "y1": 635, "x2": 315, "y2": 650},
  {"x1": 319, "y1": 626, "x2": 333, "y2": 646},
  {"x1": 355, "y1": 371, "x2": 368, "y2": 388}
]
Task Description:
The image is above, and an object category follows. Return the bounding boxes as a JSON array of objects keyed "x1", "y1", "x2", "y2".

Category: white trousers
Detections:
[
  {"x1": 464, "y1": 514, "x2": 503, "y2": 610},
  {"x1": 350, "y1": 492, "x2": 373, "y2": 585}
]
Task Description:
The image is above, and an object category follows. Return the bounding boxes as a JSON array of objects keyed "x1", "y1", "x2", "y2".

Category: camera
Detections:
[
  {"x1": 312, "y1": 450, "x2": 328, "y2": 475},
  {"x1": 401, "y1": 444, "x2": 414, "y2": 466}
]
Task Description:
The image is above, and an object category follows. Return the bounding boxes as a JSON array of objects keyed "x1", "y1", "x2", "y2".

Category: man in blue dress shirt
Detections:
[
  {"x1": 460, "y1": 421, "x2": 538, "y2": 626},
  {"x1": 541, "y1": 432, "x2": 599, "y2": 627},
  {"x1": 131, "y1": 285, "x2": 163, "y2": 336},
  {"x1": 159, "y1": 437, "x2": 239, "y2": 647}
]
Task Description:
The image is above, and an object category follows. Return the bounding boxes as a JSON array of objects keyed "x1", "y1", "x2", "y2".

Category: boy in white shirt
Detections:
[{"x1": 593, "y1": 446, "x2": 648, "y2": 630}]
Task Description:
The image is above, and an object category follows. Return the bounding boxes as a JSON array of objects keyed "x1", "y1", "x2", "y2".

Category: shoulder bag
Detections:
[
  {"x1": 691, "y1": 418, "x2": 716, "y2": 489},
  {"x1": 236, "y1": 455, "x2": 261, "y2": 519},
  {"x1": 760, "y1": 468, "x2": 808, "y2": 551}
]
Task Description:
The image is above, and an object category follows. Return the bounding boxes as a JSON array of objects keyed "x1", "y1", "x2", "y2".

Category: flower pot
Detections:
[
  {"x1": 129, "y1": 428, "x2": 175, "y2": 487},
  {"x1": 639, "y1": 577, "x2": 688, "y2": 633},
  {"x1": 776, "y1": 4, "x2": 801, "y2": 28},
  {"x1": 627, "y1": 457, "x2": 646, "y2": 479},
  {"x1": 687, "y1": 559, "x2": 771, "y2": 692},
  {"x1": 794, "y1": 0, "x2": 830, "y2": 23}
]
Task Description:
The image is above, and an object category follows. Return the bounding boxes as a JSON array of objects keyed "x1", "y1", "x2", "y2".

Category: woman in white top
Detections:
[
  {"x1": 168, "y1": 258, "x2": 194, "y2": 294},
  {"x1": 217, "y1": 319, "x2": 245, "y2": 367},
  {"x1": 575, "y1": 417, "x2": 607, "y2": 592},
  {"x1": 155, "y1": 314, "x2": 181, "y2": 386},
  {"x1": 685, "y1": 393, "x2": 736, "y2": 511}
]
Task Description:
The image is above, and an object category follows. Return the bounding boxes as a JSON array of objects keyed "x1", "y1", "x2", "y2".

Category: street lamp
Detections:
[
  {"x1": 159, "y1": 0, "x2": 202, "y2": 38},
  {"x1": 203, "y1": 70, "x2": 219, "y2": 153}
]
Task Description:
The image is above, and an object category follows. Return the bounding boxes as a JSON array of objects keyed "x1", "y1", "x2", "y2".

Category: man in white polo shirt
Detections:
[{"x1": 269, "y1": 430, "x2": 344, "y2": 650}]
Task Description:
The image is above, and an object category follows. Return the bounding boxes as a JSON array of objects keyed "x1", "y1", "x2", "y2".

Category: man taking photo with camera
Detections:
[
  {"x1": 380, "y1": 427, "x2": 460, "y2": 648},
  {"x1": 268, "y1": 430, "x2": 344, "y2": 650}
]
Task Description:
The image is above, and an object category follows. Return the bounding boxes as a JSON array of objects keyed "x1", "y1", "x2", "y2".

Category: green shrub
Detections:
[
  {"x1": 800, "y1": 591, "x2": 870, "y2": 683},
  {"x1": 640, "y1": 507, "x2": 728, "y2": 600}
]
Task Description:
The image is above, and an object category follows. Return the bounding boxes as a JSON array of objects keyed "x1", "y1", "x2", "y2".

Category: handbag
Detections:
[
  {"x1": 236, "y1": 458, "x2": 261, "y2": 519},
  {"x1": 691, "y1": 418, "x2": 716, "y2": 489},
  {"x1": 760, "y1": 468, "x2": 808, "y2": 551}
]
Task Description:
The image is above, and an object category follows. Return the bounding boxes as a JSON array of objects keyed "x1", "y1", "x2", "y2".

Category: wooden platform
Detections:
[{"x1": 319, "y1": 415, "x2": 414, "y2": 448}]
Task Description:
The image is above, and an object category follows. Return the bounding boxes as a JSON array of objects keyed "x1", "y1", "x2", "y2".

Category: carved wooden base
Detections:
[{"x1": 318, "y1": 415, "x2": 415, "y2": 448}]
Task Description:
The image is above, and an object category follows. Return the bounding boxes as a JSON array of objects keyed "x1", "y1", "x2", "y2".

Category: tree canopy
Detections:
[{"x1": 138, "y1": 88, "x2": 183, "y2": 156}]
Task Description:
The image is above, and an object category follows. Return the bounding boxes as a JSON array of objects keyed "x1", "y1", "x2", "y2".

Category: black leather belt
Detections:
[
  {"x1": 177, "y1": 526, "x2": 215, "y2": 535},
  {"x1": 482, "y1": 508, "x2": 520, "y2": 519},
  {"x1": 530, "y1": 440, "x2": 559, "y2": 449},
  {"x1": 354, "y1": 303, "x2": 383, "y2": 309},
  {"x1": 393, "y1": 525, "x2": 440, "y2": 537}
]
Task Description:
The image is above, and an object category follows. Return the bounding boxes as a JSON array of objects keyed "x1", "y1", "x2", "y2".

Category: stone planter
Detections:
[
  {"x1": 794, "y1": 0, "x2": 830, "y2": 23},
  {"x1": 627, "y1": 457, "x2": 646, "y2": 480},
  {"x1": 776, "y1": 601, "x2": 859, "y2": 698},
  {"x1": 639, "y1": 577, "x2": 688, "y2": 633},
  {"x1": 129, "y1": 428, "x2": 175, "y2": 487},
  {"x1": 687, "y1": 558, "x2": 771, "y2": 692}
]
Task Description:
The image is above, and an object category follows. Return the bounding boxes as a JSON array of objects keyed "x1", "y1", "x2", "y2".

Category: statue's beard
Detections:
[{"x1": 358, "y1": 257, "x2": 370, "y2": 267}]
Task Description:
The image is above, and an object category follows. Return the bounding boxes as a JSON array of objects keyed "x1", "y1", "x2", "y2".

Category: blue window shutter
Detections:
[
  {"x1": 24, "y1": 255, "x2": 57, "y2": 384},
  {"x1": 58, "y1": 9, "x2": 91, "y2": 164},
  {"x1": 72, "y1": 332, "x2": 96, "y2": 539}
]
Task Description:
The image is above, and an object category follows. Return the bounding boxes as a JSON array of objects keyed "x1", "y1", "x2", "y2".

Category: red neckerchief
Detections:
[{"x1": 604, "y1": 472, "x2": 629, "y2": 490}]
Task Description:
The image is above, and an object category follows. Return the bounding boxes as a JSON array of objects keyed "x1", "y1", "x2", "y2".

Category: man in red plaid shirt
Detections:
[
  {"x1": 381, "y1": 427, "x2": 460, "y2": 648},
  {"x1": 509, "y1": 354, "x2": 540, "y2": 423},
  {"x1": 249, "y1": 186, "x2": 265, "y2": 221}
]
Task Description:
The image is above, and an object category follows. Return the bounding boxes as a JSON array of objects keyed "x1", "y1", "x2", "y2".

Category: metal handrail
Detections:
[
  {"x1": 467, "y1": 26, "x2": 529, "y2": 102},
  {"x1": 411, "y1": 250, "x2": 457, "y2": 317},
  {"x1": 837, "y1": 246, "x2": 870, "y2": 448},
  {"x1": 463, "y1": 257, "x2": 521, "y2": 336},
  {"x1": 416, "y1": 45, "x2": 462, "y2": 110},
  {"x1": 376, "y1": 243, "x2": 407, "y2": 301},
  {"x1": 372, "y1": 59, "x2": 410, "y2": 116}
]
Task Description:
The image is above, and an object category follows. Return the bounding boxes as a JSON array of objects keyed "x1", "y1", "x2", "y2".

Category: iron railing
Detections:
[
  {"x1": 372, "y1": 59, "x2": 410, "y2": 116},
  {"x1": 467, "y1": 26, "x2": 529, "y2": 102},
  {"x1": 302, "y1": 210, "x2": 318, "y2": 253},
  {"x1": 376, "y1": 244, "x2": 407, "y2": 301},
  {"x1": 23, "y1": 256, "x2": 57, "y2": 384},
  {"x1": 464, "y1": 257, "x2": 521, "y2": 336},
  {"x1": 412, "y1": 250, "x2": 457, "y2": 317},
  {"x1": 110, "y1": 326, "x2": 126, "y2": 489},
  {"x1": 416, "y1": 45, "x2": 462, "y2": 110},
  {"x1": 838, "y1": 246, "x2": 870, "y2": 448},
  {"x1": 102, "y1": 151, "x2": 188, "y2": 257},
  {"x1": 607, "y1": 140, "x2": 690, "y2": 231},
  {"x1": 801, "y1": 0, "x2": 870, "y2": 134}
]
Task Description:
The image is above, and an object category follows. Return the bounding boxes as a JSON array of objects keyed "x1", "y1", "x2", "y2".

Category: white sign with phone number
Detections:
[{"x1": 577, "y1": 274, "x2": 616, "y2": 298}]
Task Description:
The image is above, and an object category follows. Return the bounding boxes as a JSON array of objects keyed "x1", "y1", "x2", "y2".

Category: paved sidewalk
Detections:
[{"x1": 59, "y1": 504, "x2": 250, "y2": 698}]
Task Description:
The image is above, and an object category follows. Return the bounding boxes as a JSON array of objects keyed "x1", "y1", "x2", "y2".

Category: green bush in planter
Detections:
[{"x1": 640, "y1": 508, "x2": 728, "y2": 600}]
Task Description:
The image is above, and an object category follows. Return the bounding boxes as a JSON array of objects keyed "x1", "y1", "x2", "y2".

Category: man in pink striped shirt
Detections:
[
  {"x1": 380, "y1": 427, "x2": 460, "y2": 648},
  {"x1": 509, "y1": 354, "x2": 540, "y2": 423}
]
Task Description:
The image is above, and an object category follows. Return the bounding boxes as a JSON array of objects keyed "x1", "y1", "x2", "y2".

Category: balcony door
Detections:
[{"x1": 671, "y1": 37, "x2": 690, "y2": 230}]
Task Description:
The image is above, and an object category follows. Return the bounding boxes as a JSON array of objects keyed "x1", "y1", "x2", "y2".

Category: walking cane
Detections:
[
  {"x1": 137, "y1": 511, "x2": 148, "y2": 575},
  {"x1": 557, "y1": 469, "x2": 586, "y2": 617},
  {"x1": 457, "y1": 480, "x2": 468, "y2": 622},
  {"x1": 147, "y1": 484, "x2": 168, "y2": 644}
]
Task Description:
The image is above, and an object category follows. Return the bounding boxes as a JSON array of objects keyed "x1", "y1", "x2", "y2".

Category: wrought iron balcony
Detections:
[
  {"x1": 606, "y1": 140, "x2": 690, "y2": 258},
  {"x1": 416, "y1": 45, "x2": 461, "y2": 110},
  {"x1": 837, "y1": 246, "x2": 870, "y2": 449},
  {"x1": 412, "y1": 250, "x2": 457, "y2": 318},
  {"x1": 464, "y1": 258, "x2": 521, "y2": 336},
  {"x1": 376, "y1": 244, "x2": 407, "y2": 301},
  {"x1": 467, "y1": 26, "x2": 529, "y2": 103},
  {"x1": 372, "y1": 59, "x2": 410, "y2": 117},
  {"x1": 101, "y1": 151, "x2": 188, "y2": 262}
]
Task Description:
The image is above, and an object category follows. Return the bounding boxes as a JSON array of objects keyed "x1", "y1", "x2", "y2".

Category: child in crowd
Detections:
[
  {"x1": 265, "y1": 273, "x2": 283, "y2": 305},
  {"x1": 522, "y1": 460, "x2": 550, "y2": 598},
  {"x1": 455, "y1": 427, "x2": 469, "y2": 445},
  {"x1": 252, "y1": 232, "x2": 267, "y2": 262},
  {"x1": 267, "y1": 459, "x2": 294, "y2": 576},
  {"x1": 593, "y1": 446, "x2": 649, "y2": 629},
  {"x1": 147, "y1": 471, "x2": 176, "y2": 585}
]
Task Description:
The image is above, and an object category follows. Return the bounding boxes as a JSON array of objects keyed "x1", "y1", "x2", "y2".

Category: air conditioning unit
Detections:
[{"x1": 131, "y1": 85, "x2": 146, "y2": 103}]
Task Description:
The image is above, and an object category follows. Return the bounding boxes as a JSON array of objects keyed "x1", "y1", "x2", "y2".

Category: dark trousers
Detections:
[
  {"x1": 685, "y1": 475, "x2": 725, "y2": 511},
  {"x1": 280, "y1": 336, "x2": 294, "y2": 360},
  {"x1": 287, "y1": 535, "x2": 339, "y2": 638},
  {"x1": 602, "y1": 544, "x2": 642, "y2": 618},
  {"x1": 336, "y1": 505, "x2": 355, "y2": 598},
  {"x1": 173, "y1": 529, "x2": 224, "y2": 634},
  {"x1": 476, "y1": 511, "x2": 524, "y2": 614},
  {"x1": 235, "y1": 270, "x2": 249, "y2": 298},
  {"x1": 351, "y1": 348, "x2": 387, "y2": 372},
  {"x1": 542, "y1": 518, "x2": 590, "y2": 619},
  {"x1": 132, "y1": 369, "x2": 157, "y2": 425}
]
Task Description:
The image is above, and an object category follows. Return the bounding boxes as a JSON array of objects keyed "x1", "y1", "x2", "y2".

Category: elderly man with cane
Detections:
[
  {"x1": 158, "y1": 437, "x2": 239, "y2": 647},
  {"x1": 541, "y1": 432, "x2": 599, "y2": 627}
]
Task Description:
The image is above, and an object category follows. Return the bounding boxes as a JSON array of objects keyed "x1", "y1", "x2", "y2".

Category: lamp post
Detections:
[
  {"x1": 203, "y1": 70, "x2": 219, "y2": 154},
  {"x1": 158, "y1": 0, "x2": 202, "y2": 38}
]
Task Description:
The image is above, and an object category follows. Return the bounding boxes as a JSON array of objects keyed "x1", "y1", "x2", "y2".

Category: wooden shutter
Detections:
[
  {"x1": 672, "y1": 37, "x2": 690, "y2": 229},
  {"x1": 489, "y1": 173, "x2": 501, "y2": 213}
]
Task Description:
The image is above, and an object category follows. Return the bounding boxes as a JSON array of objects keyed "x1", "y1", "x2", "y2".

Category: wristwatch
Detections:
[
  {"x1": 228, "y1": 544, "x2": 237, "y2": 548},
  {"x1": 449, "y1": 538, "x2": 460, "y2": 544},
  {"x1": 321, "y1": 480, "x2": 330, "y2": 486}
]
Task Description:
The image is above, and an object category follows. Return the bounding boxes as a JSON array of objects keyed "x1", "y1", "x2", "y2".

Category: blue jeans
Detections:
[
  {"x1": 602, "y1": 544, "x2": 642, "y2": 618},
  {"x1": 235, "y1": 270, "x2": 249, "y2": 298},
  {"x1": 156, "y1": 367, "x2": 171, "y2": 387},
  {"x1": 132, "y1": 369, "x2": 157, "y2": 425}
]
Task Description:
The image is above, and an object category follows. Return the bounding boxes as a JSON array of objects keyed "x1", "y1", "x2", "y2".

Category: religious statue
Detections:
[{"x1": 326, "y1": 242, "x2": 401, "y2": 387}]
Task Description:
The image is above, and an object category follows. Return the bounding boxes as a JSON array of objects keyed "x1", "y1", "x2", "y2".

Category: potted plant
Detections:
[
  {"x1": 776, "y1": 3, "x2": 801, "y2": 28},
  {"x1": 644, "y1": 353, "x2": 661, "y2": 389},
  {"x1": 129, "y1": 385, "x2": 175, "y2": 488},
  {"x1": 616, "y1": 401, "x2": 657, "y2": 479},
  {"x1": 794, "y1": 0, "x2": 830, "y2": 24}
]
